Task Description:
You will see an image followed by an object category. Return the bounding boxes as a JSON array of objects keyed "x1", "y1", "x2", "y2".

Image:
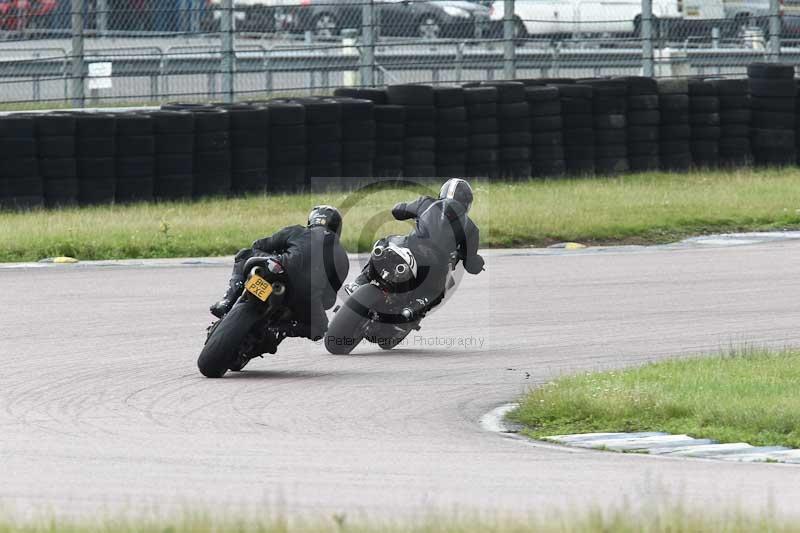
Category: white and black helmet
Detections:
[
  {"x1": 439, "y1": 178, "x2": 473, "y2": 212},
  {"x1": 308, "y1": 205, "x2": 343, "y2": 235}
]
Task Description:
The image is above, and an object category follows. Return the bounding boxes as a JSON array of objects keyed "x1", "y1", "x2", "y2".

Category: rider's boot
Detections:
[{"x1": 209, "y1": 275, "x2": 245, "y2": 318}]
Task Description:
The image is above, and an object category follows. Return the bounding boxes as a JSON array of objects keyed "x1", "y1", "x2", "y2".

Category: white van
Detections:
[{"x1": 490, "y1": 0, "x2": 725, "y2": 38}]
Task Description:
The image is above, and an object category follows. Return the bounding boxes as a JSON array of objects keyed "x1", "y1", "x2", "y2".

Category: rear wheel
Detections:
[
  {"x1": 197, "y1": 300, "x2": 263, "y2": 378},
  {"x1": 325, "y1": 284, "x2": 383, "y2": 355},
  {"x1": 228, "y1": 354, "x2": 252, "y2": 372}
]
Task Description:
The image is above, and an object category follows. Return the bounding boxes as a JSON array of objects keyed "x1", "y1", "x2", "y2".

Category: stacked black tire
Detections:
[
  {"x1": 36, "y1": 113, "x2": 78, "y2": 206},
  {"x1": 464, "y1": 85, "x2": 499, "y2": 178},
  {"x1": 333, "y1": 88, "x2": 387, "y2": 103},
  {"x1": 484, "y1": 81, "x2": 530, "y2": 179},
  {"x1": 657, "y1": 79, "x2": 692, "y2": 172},
  {"x1": 152, "y1": 110, "x2": 195, "y2": 200},
  {"x1": 748, "y1": 63, "x2": 797, "y2": 166},
  {"x1": 338, "y1": 98, "x2": 375, "y2": 188},
  {"x1": 556, "y1": 84, "x2": 595, "y2": 176},
  {"x1": 297, "y1": 98, "x2": 341, "y2": 190},
  {"x1": 434, "y1": 86, "x2": 468, "y2": 178},
  {"x1": 266, "y1": 101, "x2": 306, "y2": 193},
  {"x1": 797, "y1": 79, "x2": 800, "y2": 165},
  {"x1": 620, "y1": 77, "x2": 660, "y2": 172},
  {"x1": 711, "y1": 78, "x2": 752, "y2": 168},
  {"x1": 373, "y1": 103, "x2": 405, "y2": 178},
  {"x1": 688, "y1": 79, "x2": 721, "y2": 168},
  {"x1": 579, "y1": 79, "x2": 629, "y2": 175},
  {"x1": 336, "y1": 88, "x2": 405, "y2": 179},
  {"x1": 526, "y1": 86, "x2": 565, "y2": 177},
  {"x1": 193, "y1": 108, "x2": 231, "y2": 197},
  {"x1": 0, "y1": 115, "x2": 41, "y2": 208},
  {"x1": 223, "y1": 104, "x2": 270, "y2": 194},
  {"x1": 115, "y1": 113, "x2": 155, "y2": 203},
  {"x1": 75, "y1": 113, "x2": 117, "y2": 205},
  {"x1": 388, "y1": 85, "x2": 435, "y2": 179}
]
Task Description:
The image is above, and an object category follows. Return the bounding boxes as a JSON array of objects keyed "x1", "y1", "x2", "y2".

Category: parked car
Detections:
[
  {"x1": 295, "y1": 0, "x2": 490, "y2": 38},
  {"x1": 489, "y1": 0, "x2": 723, "y2": 39},
  {"x1": 0, "y1": 0, "x2": 57, "y2": 31},
  {"x1": 722, "y1": 0, "x2": 800, "y2": 36},
  {"x1": 206, "y1": 0, "x2": 294, "y2": 33},
  {"x1": 208, "y1": 0, "x2": 490, "y2": 38}
]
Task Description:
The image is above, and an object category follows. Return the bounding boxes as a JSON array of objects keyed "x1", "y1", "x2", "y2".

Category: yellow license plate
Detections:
[
  {"x1": 686, "y1": 7, "x2": 699, "y2": 16},
  {"x1": 244, "y1": 275, "x2": 273, "y2": 302}
]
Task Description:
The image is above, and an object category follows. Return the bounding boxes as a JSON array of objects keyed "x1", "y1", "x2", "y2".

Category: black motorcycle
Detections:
[
  {"x1": 324, "y1": 240, "x2": 457, "y2": 355},
  {"x1": 197, "y1": 256, "x2": 291, "y2": 378}
]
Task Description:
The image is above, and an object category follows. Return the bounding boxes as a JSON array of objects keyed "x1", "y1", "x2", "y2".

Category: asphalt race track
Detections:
[{"x1": 3, "y1": 239, "x2": 800, "y2": 519}]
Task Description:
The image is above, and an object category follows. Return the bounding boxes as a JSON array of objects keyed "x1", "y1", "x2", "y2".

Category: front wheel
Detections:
[{"x1": 197, "y1": 300, "x2": 263, "y2": 378}]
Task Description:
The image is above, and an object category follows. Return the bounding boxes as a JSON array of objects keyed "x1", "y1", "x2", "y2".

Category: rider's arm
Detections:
[
  {"x1": 392, "y1": 196, "x2": 434, "y2": 221},
  {"x1": 252, "y1": 226, "x2": 296, "y2": 253},
  {"x1": 322, "y1": 249, "x2": 350, "y2": 309},
  {"x1": 322, "y1": 288, "x2": 337, "y2": 310},
  {"x1": 461, "y1": 220, "x2": 485, "y2": 275}
]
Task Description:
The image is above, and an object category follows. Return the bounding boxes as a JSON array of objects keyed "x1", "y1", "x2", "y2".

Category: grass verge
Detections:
[
  {"x1": 509, "y1": 347, "x2": 800, "y2": 448},
  {"x1": 0, "y1": 506, "x2": 799, "y2": 533},
  {"x1": 4, "y1": 168, "x2": 800, "y2": 261}
]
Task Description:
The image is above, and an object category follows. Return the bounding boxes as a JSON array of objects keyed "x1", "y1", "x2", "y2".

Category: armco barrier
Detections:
[{"x1": 0, "y1": 63, "x2": 797, "y2": 209}]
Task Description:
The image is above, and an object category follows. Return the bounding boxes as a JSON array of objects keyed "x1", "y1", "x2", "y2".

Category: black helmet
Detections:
[
  {"x1": 439, "y1": 178, "x2": 473, "y2": 212},
  {"x1": 308, "y1": 205, "x2": 343, "y2": 235}
]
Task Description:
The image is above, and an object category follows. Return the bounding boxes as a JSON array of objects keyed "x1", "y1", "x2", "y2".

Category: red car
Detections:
[{"x1": 0, "y1": 0, "x2": 57, "y2": 30}]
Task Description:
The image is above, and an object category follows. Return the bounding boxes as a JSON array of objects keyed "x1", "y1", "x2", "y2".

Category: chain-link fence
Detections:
[{"x1": 0, "y1": 0, "x2": 791, "y2": 107}]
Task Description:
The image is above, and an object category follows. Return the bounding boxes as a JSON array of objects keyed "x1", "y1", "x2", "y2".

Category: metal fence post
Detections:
[
  {"x1": 769, "y1": 0, "x2": 781, "y2": 62},
  {"x1": 361, "y1": 0, "x2": 375, "y2": 87},
  {"x1": 96, "y1": 0, "x2": 108, "y2": 36},
  {"x1": 503, "y1": 0, "x2": 515, "y2": 80},
  {"x1": 191, "y1": 0, "x2": 201, "y2": 33},
  {"x1": 641, "y1": 0, "x2": 654, "y2": 77},
  {"x1": 220, "y1": 0, "x2": 234, "y2": 102},
  {"x1": 70, "y1": 0, "x2": 84, "y2": 108}
]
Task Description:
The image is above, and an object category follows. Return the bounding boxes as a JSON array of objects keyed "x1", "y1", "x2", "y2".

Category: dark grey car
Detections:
[{"x1": 292, "y1": 0, "x2": 490, "y2": 39}]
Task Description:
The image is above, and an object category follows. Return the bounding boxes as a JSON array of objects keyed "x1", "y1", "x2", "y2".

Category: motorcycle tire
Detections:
[
  {"x1": 197, "y1": 300, "x2": 263, "y2": 378},
  {"x1": 325, "y1": 284, "x2": 384, "y2": 355}
]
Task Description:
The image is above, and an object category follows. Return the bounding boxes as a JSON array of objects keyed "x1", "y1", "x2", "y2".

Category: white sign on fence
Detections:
[{"x1": 88, "y1": 62, "x2": 113, "y2": 90}]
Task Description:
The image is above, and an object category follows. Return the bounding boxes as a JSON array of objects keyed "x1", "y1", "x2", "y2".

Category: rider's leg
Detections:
[{"x1": 210, "y1": 248, "x2": 253, "y2": 318}]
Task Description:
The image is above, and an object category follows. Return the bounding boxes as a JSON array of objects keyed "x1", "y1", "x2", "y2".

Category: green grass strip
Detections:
[
  {"x1": 0, "y1": 506, "x2": 798, "y2": 533},
  {"x1": 4, "y1": 168, "x2": 800, "y2": 262},
  {"x1": 510, "y1": 347, "x2": 800, "y2": 448}
]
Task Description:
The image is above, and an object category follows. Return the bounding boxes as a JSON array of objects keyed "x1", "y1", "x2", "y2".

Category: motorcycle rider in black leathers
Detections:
[
  {"x1": 210, "y1": 205, "x2": 350, "y2": 344},
  {"x1": 347, "y1": 178, "x2": 484, "y2": 318}
]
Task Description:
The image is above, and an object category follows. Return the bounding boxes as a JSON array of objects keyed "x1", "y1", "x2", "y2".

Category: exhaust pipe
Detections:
[
  {"x1": 249, "y1": 266, "x2": 266, "y2": 279},
  {"x1": 272, "y1": 282, "x2": 286, "y2": 296}
]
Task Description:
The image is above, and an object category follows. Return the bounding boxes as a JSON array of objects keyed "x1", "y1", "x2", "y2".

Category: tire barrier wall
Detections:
[{"x1": 0, "y1": 62, "x2": 797, "y2": 209}]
